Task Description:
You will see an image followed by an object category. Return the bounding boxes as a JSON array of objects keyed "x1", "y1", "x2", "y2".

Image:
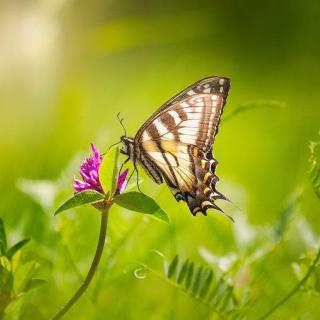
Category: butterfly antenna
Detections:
[
  {"x1": 108, "y1": 140, "x2": 121, "y2": 150},
  {"x1": 100, "y1": 140, "x2": 121, "y2": 156},
  {"x1": 117, "y1": 112, "x2": 127, "y2": 137}
]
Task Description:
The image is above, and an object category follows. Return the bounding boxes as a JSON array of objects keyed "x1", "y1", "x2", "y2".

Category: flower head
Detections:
[
  {"x1": 73, "y1": 144, "x2": 104, "y2": 193},
  {"x1": 73, "y1": 144, "x2": 129, "y2": 195},
  {"x1": 116, "y1": 168, "x2": 129, "y2": 194}
]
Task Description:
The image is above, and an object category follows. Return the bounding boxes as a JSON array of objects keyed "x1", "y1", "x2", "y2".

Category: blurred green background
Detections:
[{"x1": 1, "y1": 0, "x2": 320, "y2": 319}]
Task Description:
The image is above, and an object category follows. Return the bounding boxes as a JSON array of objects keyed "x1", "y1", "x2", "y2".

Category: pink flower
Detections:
[
  {"x1": 116, "y1": 168, "x2": 129, "y2": 194},
  {"x1": 73, "y1": 144, "x2": 128, "y2": 195}
]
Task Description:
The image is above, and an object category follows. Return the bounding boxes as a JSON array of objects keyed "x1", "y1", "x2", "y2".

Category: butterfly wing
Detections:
[
  {"x1": 134, "y1": 76, "x2": 230, "y2": 215},
  {"x1": 135, "y1": 76, "x2": 230, "y2": 150}
]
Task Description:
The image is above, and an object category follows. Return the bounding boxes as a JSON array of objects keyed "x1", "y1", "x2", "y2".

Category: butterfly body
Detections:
[{"x1": 120, "y1": 76, "x2": 230, "y2": 216}]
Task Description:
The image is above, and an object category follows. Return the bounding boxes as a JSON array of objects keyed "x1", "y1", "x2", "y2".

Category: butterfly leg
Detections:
[
  {"x1": 126, "y1": 166, "x2": 136, "y2": 186},
  {"x1": 119, "y1": 156, "x2": 130, "y2": 175},
  {"x1": 134, "y1": 165, "x2": 147, "y2": 197}
]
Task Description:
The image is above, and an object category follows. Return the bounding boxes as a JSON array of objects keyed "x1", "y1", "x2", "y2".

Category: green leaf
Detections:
[
  {"x1": 177, "y1": 259, "x2": 189, "y2": 284},
  {"x1": 0, "y1": 264, "x2": 13, "y2": 295},
  {"x1": 274, "y1": 194, "x2": 300, "y2": 242},
  {"x1": 115, "y1": 192, "x2": 169, "y2": 223},
  {"x1": 0, "y1": 219, "x2": 7, "y2": 255},
  {"x1": 185, "y1": 262, "x2": 194, "y2": 289},
  {"x1": 199, "y1": 270, "x2": 214, "y2": 298},
  {"x1": 0, "y1": 256, "x2": 11, "y2": 271},
  {"x1": 211, "y1": 279, "x2": 229, "y2": 307},
  {"x1": 14, "y1": 261, "x2": 38, "y2": 294},
  {"x1": 217, "y1": 285, "x2": 233, "y2": 312},
  {"x1": 54, "y1": 190, "x2": 105, "y2": 215},
  {"x1": 25, "y1": 279, "x2": 46, "y2": 292},
  {"x1": 99, "y1": 146, "x2": 119, "y2": 197},
  {"x1": 310, "y1": 140, "x2": 320, "y2": 199},
  {"x1": 6, "y1": 239, "x2": 30, "y2": 260},
  {"x1": 208, "y1": 277, "x2": 224, "y2": 304},
  {"x1": 192, "y1": 266, "x2": 203, "y2": 296},
  {"x1": 167, "y1": 255, "x2": 179, "y2": 279}
]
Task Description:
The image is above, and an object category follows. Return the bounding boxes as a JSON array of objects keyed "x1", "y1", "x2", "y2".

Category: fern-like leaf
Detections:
[
  {"x1": 192, "y1": 265, "x2": 203, "y2": 296},
  {"x1": 199, "y1": 269, "x2": 213, "y2": 298},
  {"x1": 154, "y1": 255, "x2": 243, "y2": 319},
  {"x1": 310, "y1": 139, "x2": 320, "y2": 199},
  {"x1": 184, "y1": 262, "x2": 193, "y2": 290},
  {"x1": 167, "y1": 255, "x2": 178, "y2": 279},
  {"x1": 177, "y1": 259, "x2": 189, "y2": 284}
]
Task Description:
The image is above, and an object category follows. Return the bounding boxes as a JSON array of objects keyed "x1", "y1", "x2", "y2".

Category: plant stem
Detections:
[
  {"x1": 52, "y1": 210, "x2": 109, "y2": 320},
  {"x1": 258, "y1": 247, "x2": 320, "y2": 320}
]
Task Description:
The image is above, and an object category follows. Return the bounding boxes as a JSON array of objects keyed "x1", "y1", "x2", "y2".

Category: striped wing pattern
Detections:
[{"x1": 134, "y1": 76, "x2": 230, "y2": 216}]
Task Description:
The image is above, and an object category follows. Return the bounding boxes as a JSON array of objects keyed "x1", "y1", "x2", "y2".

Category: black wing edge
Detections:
[{"x1": 161, "y1": 76, "x2": 231, "y2": 110}]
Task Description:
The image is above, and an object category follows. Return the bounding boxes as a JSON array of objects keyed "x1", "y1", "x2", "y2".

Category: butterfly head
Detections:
[{"x1": 120, "y1": 136, "x2": 134, "y2": 158}]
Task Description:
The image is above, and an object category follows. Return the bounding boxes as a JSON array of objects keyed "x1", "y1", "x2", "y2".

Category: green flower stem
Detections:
[
  {"x1": 258, "y1": 247, "x2": 320, "y2": 320},
  {"x1": 52, "y1": 208, "x2": 110, "y2": 320}
]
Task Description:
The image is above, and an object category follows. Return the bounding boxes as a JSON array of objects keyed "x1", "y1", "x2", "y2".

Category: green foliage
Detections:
[
  {"x1": 54, "y1": 190, "x2": 105, "y2": 215},
  {"x1": 293, "y1": 249, "x2": 320, "y2": 296},
  {"x1": 273, "y1": 193, "x2": 300, "y2": 242},
  {"x1": 0, "y1": 219, "x2": 7, "y2": 256},
  {"x1": 6, "y1": 239, "x2": 31, "y2": 260},
  {"x1": 310, "y1": 139, "x2": 320, "y2": 199},
  {"x1": 147, "y1": 254, "x2": 250, "y2": 320},
  {"x1": 99, "y1": 146, "x2": 120, "y2": 197},
  {"x1": 0, "y1": 220, "x2": 44, "y2": 319},
  {"x1": 115, "y1": 192, "x2": 169, "y2": 223}
]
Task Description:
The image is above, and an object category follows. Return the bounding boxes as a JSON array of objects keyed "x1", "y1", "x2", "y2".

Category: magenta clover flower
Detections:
[
  {"x1": 117, "y1": 168, "x2": 129, "y2": 193},
  {"x1": 73, "y1": 144, "x2": 128, "y2": 195}
]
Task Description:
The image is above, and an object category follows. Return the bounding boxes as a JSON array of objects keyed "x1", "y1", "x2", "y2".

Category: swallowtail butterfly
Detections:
[{"x1": 120, "y1": 76, "x2": 230, "y2": 216}]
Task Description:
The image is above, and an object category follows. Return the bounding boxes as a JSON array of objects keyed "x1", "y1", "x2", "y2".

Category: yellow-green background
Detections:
[{"x1": 1, "y1": 0, "x2": 320, "y2": 319}]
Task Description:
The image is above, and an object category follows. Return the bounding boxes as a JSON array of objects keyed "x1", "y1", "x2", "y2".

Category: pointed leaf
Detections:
[
  {"x1": 14, "y1": 261, "x2": 38, "y2": 294},
  {"x1": 0, "y1": 219, "x2": 7, "y2": 255},
  {"x1": 25, "y1": 279, "x2": 46, "y2": 292},
  {"x1": 115, "y1": 192, "x2": 169, "y2": 223},
  {"x1": 0, "y1": 256, "x2": 11, "y2": 271},
  {"x1": 274, "y1": 194, "x2": 299, "y2": 242},
  {"x1": 185, "y1": 262, "x2": 194, "y2": 289},
  {"x1": 0, "y1": 264, "x2": 13, "y2": 295},
  {"x1": 208, "y1": 277, "x2": 224, "y2": 304},
  {"x1": 310, "y1": 140, "x2": 320, "y2": 199},
  {"x1": 6, "y1": 239, "x2": 30, "y2": 260},
  {"x1": 192, "y1": 266, "x2": 203, "y2": 296},
  {"x1": 167, "y1": 255, "x2": 179, "y2": 279},
  {"x1": 54, "y1": 190, "x2": 105, "y2": 215},
  {"x1": 217, "y1": 285, "x2": 233, "y2": 312},
  {"x1": 99, "y1": 146, "x2": 119, "y2": 197},
  {"x1": 211, "y1": 280, "x2": 229, "y2": 307},
  {"x1": 199, "y1": 269, "x2": 214, "y2": 298},
  {"x1": 177, "y1": 259, "x2": 189, "y2": 284}
]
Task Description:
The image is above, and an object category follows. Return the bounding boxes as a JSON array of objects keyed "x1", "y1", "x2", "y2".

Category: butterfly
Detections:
[{"x1": 120, "y1": 76, "x2": 230, "y2": 216}]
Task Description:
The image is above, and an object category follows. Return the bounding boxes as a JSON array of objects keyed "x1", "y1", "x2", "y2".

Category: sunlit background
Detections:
[{"x1": 1, "y1": 0, "x2": 320, "y2": 319}]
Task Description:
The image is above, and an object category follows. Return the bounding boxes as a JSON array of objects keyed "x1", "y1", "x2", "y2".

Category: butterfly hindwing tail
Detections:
[{"x1": 185, "y1": 147, "x2": 227, "y2": 216}]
